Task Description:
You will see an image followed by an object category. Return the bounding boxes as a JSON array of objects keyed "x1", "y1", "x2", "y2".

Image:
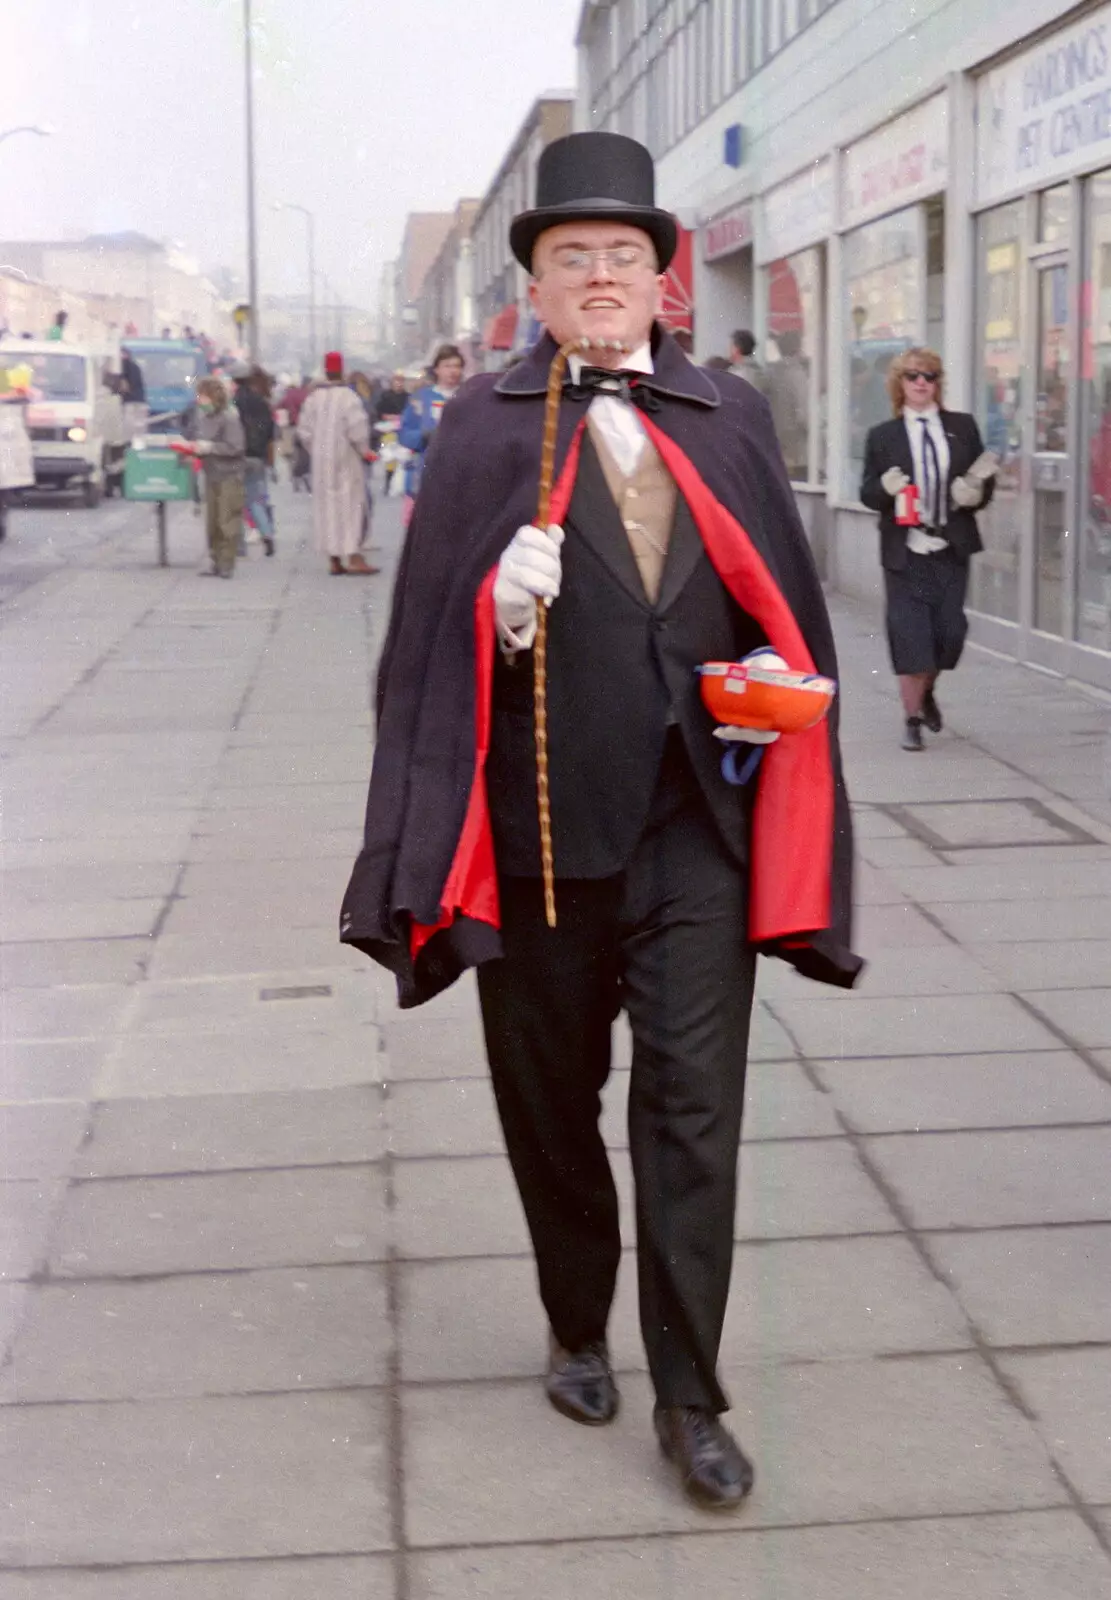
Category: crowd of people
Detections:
[{"x1": 181, "y1": 349, "x2": 468, "y2": 579}]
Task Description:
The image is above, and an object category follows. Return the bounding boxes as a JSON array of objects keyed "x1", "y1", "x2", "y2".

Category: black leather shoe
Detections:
[
  {"x1": 901, "y1": 716, "x2": 925, "y2": 751},
  {"x1": 921, "y1": 689, "x2": 943, "y2": 733},
  {"x1": 545, "y1": 1338, "x2": 618, "y2": 1426},
  {"x1": 654, "y1": 1406, "x2": 755, "y2": 1510}
]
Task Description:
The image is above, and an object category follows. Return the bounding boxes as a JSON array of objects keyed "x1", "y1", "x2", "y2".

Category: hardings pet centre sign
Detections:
[{"x1": 978, "y1": 5, "x2": 1111, "y2": 205}]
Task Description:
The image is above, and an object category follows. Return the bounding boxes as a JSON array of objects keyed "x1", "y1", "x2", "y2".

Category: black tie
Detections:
[
  {"x1": 919, "y1": 418, "x2": 942, "y2": 528},
  {"x1": 568, "y1": 367, "x2": 661, "y2": 413}
]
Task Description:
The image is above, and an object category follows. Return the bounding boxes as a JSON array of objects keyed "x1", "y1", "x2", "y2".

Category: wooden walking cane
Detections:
[{"x1": 533, "y1": 336, "x2": 629, "y2": 928}]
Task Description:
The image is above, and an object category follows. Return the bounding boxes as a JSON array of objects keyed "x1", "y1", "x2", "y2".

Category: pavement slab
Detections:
[
  {"x1": 398, "y1": 1234, "x2": 969, "y2": 1383},
  {"x1": 928, "y1": 1225, "x2": 1111, "y2": 1347},
  {"x1": 48, "y1": 1165, "x2": 388, "y2": 1277},
  {"x1": 2, "y1": 984, "x2": 132, "y2": 1043},
  {"x1": 769, "y1": 992, "x2": 1063, "y2": 1059},
  {"x1": 1000, "y1": 1349, "x2": 1111, "y2": 1503},
  {"x1": 758, "y1": 942, "x2": 1003, "y2": 1000},
  {"x1": 971, "y1": 939, "x2": 1111, "y2": 989},
  {"x1": 0, "y1": 1101, "x2": 89, "y2": 1179},
  {"x1": 74, "y1": 1085, "x2": 385, "y2": 1175},
  {"x1": 865, "y1": 1126, "x2": 1111, "y2": 1229},
  {"x1": 1023, "y1": 989, "x2": 1111, "y2": 1050},
  {"x1": 814, "y1": 1051, "x2": 1111, "y2": 1133},
  {"x1": 0, "y1": 1264, "x2": 389, "y2": 1402},
  {"x1": 0, "y1": 1391, "x2": 392, "y2": 1567},
  {"x1": 401, "y1": 1359, "x2": 1065, "y2": 1547},
  {"x1": 121, "y1": 972, "x2": 378, "y2": 1037},
  {"x1": 0, "y1": 1558, "x2": 396, "y2": 1600},
  {"x1": 0, "y1": 938, "x2": 151, "y2": 988},
  {"x1": 96, "y1": 1024, "x2": 382, "y2": 1097},
  {"x1": 0, "y1": 1039, "x2": 109, "y2": 1102},
  {"x1": 407, "y1": 1513, "x2": 1111, "y2": 1600},
  {"x1": 0, "y1": 1181, "x2": 66, "y2": 1281}
]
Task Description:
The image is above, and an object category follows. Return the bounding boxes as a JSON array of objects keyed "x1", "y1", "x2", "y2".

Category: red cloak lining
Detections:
[{"x1": 410, "y1": 422, "x2": 832, "y2": 960}]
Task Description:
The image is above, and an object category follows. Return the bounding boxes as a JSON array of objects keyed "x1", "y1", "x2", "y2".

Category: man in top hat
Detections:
[
  {"x1": 296, "y1": 351, "x2": 377, "y2": 575},
  {"x1": 341, "y1": 133, "x2": 859, "y2": 1509}
]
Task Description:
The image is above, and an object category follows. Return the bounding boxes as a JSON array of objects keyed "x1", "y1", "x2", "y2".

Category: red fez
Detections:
[{"x1": 324, "y1": 350, "x2": 343, "y2": 377}]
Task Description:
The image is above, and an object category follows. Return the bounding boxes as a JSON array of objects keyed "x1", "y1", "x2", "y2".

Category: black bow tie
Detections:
[{"x1": 568, "y1": 366, "x2": 660, "y2": 412}]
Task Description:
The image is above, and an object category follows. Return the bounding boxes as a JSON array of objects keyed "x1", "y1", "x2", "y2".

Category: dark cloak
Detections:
[{"x1": 340, "y1": 326, "x2": 862, "y2": 1006}]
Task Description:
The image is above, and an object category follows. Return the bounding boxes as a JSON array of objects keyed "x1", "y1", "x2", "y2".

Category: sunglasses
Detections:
[{"x1": 903, "y1": 369, "x2": 940, "y2": 383}]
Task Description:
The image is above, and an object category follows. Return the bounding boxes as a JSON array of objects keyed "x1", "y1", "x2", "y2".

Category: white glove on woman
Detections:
[
  {"x1": 950, "y1": 474, "x2": 984, "y2": 509},
  {"x1": 191, "y1": 440, "x2": 213, "y2": 456},
  {"x1": 493, "y1": 523, "x2": 564, "y2": 646},
  {"x1": 881, "y1": 466, "x2": 909, "y2": 496}
]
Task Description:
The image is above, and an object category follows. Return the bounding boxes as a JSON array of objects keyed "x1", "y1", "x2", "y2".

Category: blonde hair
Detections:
[
  {"x1": 196, "y1": 376, "x2": 228, "y2": 410},
  {"x1": 888, "y1": 347, "x2": 944, "y2": 415}
]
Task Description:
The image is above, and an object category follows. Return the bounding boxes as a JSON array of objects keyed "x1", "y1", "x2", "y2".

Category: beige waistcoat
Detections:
[{"x1": 586, "y1": 414, "x2": 678, "y2": 605}]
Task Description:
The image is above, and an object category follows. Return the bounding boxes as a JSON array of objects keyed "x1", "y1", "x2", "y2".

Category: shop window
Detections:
[
  {"x1": 765, "y1": 247, "x2": 826, "y2": 484},
  {"x1": 843, "y1": 205, "x2": 921, "y2": 500},
  {"x1": 1079, "y1": 170, "x2": 1111, "y2": 653},
  {"x1": 970, "y1": 201, "x2": 1024, "y2": 624},
  {"x1": 1039, "y1": 186, "x2": 1071, "y2": 247}
]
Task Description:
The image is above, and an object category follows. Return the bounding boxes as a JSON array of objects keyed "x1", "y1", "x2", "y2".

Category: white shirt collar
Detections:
[
  {"x1": 903, "y1": 404, "x2": 940, "y2": 422},
  {"x1": 568, "y1": 341, "x2": 653, "y2": 384}
]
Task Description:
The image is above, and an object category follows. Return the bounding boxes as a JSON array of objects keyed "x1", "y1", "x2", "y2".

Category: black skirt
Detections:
[{"x1": 884, "y1": 547, "x2": 969, "y2": 676}]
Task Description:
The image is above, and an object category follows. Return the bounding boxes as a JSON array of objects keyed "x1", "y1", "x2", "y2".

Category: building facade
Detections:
[
  {"x1": 0, "y1": 233, "x2": 230, "y2": 345},
  {"x1": 416, "y1": 199, "x2": 481, "y2": 368},
  {"x1": 577, "y1": 0, "x2": 1111, "y2": 689},
  {"x1": 395, "y1": 213, "x2": 456, "y2": 365},
  {"x1": 471, "y1": 92, "x2": 576, "y2": 368}
]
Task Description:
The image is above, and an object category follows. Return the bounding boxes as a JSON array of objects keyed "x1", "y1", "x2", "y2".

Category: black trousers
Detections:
[{"x1": 477, "y1": 734, "x2": 755, "y2": 1413}]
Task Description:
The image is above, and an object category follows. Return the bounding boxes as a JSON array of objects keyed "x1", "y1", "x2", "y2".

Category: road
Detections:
[{"x1": 1, "y1": 483, "x2": 1110, "y2": 1597}]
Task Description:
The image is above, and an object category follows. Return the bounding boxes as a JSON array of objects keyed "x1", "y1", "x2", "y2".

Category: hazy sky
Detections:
[{"x1": 5, "y1": 0, "x2": 583, "y2": 306}]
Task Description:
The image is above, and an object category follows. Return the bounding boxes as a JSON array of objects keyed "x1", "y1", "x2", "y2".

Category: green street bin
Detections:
[
  {"x1": 123, "y1": 443, "x2": 194, "y2": 567},
  {"x1": 123, "y1": 445, "x2": 194, "y2": 502}
]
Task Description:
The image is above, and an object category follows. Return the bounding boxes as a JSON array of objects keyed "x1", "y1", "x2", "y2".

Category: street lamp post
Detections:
[
  {"x1": 243, "y1": 0, "x2": 260, "y2": 361},
  {"x1": 274, "y1": 203, "x2": 316, "y2": 376},
  {"x1": 0, "y1": 124, "x2": 54, "y2": 147}
]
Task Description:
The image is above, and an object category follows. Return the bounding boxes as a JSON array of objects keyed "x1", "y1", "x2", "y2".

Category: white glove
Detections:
[
  {"x1": 191, "y1": 439, "x2": 213, "y2": 456},
  {"x1": 493, "y1": 523, "x2": 564, "y2": 641},
  {"x1": 950, "y1": 473, "x2": 983, "y2": 509},
  {"x1": 881, "y1": 466, "x2": 909, "y2": 496}
]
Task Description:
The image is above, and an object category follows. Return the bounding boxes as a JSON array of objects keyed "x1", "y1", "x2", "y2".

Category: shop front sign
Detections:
[
  {"x1": 841, "y1": 93, "x2": 949, "y2": 231},
  {"x1": 703, "y1": 201, "x2": 754, "y2": 262},
  {"x1": 758, "y1": 160, "x2": 834, "y2": 264},
  {"x1": 977, "y1": 3, "x2": 1111, "y2": 205}
]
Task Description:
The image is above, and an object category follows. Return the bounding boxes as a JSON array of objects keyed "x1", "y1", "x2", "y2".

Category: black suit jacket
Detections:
[
  {"x1": 487, "y1": 433, "x2": 765, "y2": 877},
  {"x1": 860, "y1": 410, "x2": 993, "y2": 572}
]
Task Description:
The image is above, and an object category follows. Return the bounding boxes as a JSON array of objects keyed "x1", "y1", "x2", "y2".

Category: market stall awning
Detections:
[{"x1": 483, "y1": 304, "x2": 519, "y2": 350}]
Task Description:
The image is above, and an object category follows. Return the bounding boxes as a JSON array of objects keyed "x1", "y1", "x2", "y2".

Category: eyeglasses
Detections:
[
  {"x1": 903, "y1": 369, "x2": 940, "y2": 383},
  {"x1": 547, "y1": 246, "x2": 654, "y2": 280}
]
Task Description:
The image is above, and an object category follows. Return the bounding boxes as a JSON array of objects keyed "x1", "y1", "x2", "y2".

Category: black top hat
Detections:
[{"x1": 509, "y1": 131, "x2": 678, "y2": 272}]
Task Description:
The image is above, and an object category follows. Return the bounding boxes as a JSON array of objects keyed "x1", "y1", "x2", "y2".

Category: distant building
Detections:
[
  {"x1": 415, "y1": 199, "x2": 481, "y2": 369},
  {"x1": 396, "y1": 213, "x2": 455, "y2": 364},
  {"x1": 471, "y1": 91, "x2": 574, "y2": 370},
  {"x1": 0, "y1": 232, "x2": 230, "y2": 344},
  {"x1": 376, "y1": 260, "x2": 400, "y2": 365}
]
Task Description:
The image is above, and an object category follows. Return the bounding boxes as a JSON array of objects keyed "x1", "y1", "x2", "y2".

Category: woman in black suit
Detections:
[{"x1": 860, "y1": 348, "x2": 994, "y2": 751}]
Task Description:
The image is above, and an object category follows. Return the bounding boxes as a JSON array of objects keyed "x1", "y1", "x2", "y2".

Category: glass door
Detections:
[
  {"x1": 1079, "y1": 170, "x2": 1111, "y2": 655},
  {"x1": 1032, "y1": 257, "x2": 1071, "y2": 637}
]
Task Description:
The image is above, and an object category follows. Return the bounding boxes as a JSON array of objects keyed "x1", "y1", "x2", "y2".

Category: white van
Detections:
[{"x1": 0, "y1": 341, "x2": 128, "y2": 506}]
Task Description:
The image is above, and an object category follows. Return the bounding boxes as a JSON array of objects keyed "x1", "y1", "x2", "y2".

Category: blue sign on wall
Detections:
[{"x1": 724, "y1": 124, "x2": 744, "y2": 168}]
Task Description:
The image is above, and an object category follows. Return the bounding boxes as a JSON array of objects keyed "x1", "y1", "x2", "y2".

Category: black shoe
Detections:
[
  {"x1": 921, "y1": 689, "x2": 942, "y2": 733},
  {"x1": 901, "y1": 716, "x2": 925, "y2": 752},
  {"x1": 263, "y1": 537, "x2": 275, "y2": 557},
  {"x1": 654, "y1": 1406, "x2": 755, "y2": 1510},
  {"x1": 545, "y1": 1337, "x2": 618, "y2": 1426}
]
